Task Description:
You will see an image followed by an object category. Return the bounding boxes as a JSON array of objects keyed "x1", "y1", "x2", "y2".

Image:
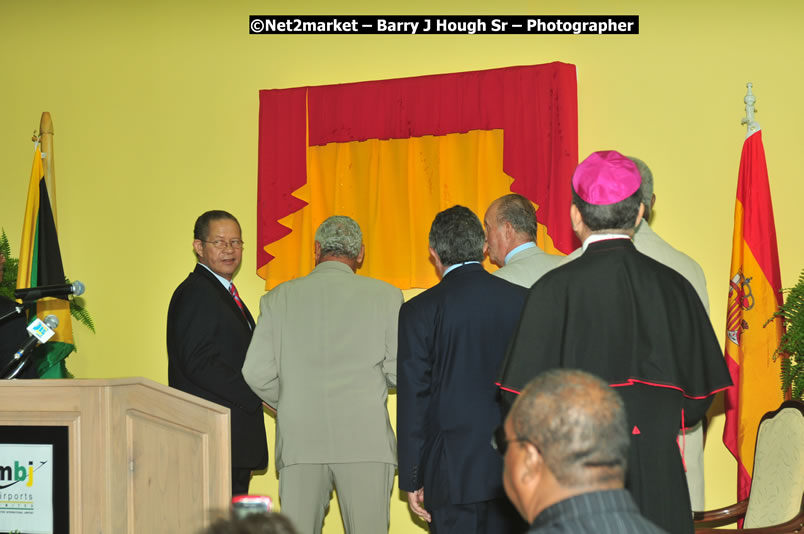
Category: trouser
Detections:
[
  {"x1": 232, "y1": 468, "x2": 251, "y2": 496},
  {"x1": 429, "y1": 497, "x2": 527, "y2": 534},
  {"x1": 680, "y1": 420, "x2": 705, "y2": 511},
  {"x1": 279, "y1": 462, "x2": 395, "y2": 534}
]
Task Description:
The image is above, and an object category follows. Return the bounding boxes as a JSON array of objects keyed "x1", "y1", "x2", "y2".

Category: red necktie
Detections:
[{"x1": 229, "y1": 283, "x2": 247, "y2": 320}]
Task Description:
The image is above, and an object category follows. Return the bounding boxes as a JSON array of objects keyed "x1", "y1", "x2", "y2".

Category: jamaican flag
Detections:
[{"x1": 16, "y1": 145, "x2": 74, "y2": 377}]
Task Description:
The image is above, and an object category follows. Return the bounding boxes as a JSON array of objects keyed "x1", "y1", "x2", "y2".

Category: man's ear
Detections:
[
  {"x1": 356, "y1": 244, "x2": 365, "y2": 265},
  {"x1": 521, "y1": 441, "x2": 545, "y2": 484},
  {"x1": 635, "y1": 203, "x2": 645, "y2": 228},
  {"x1": 570, "y1": 203, "x2": 583, "y2": 233},
  {"x1": 314, "y1": 241, "x2": 322, "y2": 264},
  {"x1": 429, "y1": 247, "x2": 443, "y2": 273},
  {"x1": 192, "y1": 239, "x2": 204, "y2": 258},
  {"x1": 503, "y1": 220, "x2": 515, "y2": 238}
]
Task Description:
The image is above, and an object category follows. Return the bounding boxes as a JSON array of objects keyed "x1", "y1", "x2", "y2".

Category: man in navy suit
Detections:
[
  {"x1": 397, "y1": 205, "x2": 527, "y2": 534},
  {"x1": 167, "y1": 210, "x2": 267, "y2": 496}
]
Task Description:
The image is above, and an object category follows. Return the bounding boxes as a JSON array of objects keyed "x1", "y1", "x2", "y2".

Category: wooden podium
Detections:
[{"x1": 0, "y1": 377, "x2": 231, "y2": 533}]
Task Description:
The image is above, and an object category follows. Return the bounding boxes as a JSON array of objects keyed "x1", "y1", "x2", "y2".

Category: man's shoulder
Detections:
[
  {"x1": 405, "y1": 266, "x2": 524, "y2": 308},
  {"x1": 171, "y1": 267, "x2": 217, "y2": 295},
  {"x1": 512, "y1": 246, "x2": 564, "y2": 265},
  {"x1": 354, "y1": 273, "x2": 403, "y2": 295},
  {"x1": 166, "y1": 269, "x2": 232, "y2": 334},
  {"x1": 634, "y1": 223, "x2": 705, "y2": 274},
  {"x1": 455, "y1": 264, "x2": 525, "y2": 290},
  {"x1": 496, "y1": 247, "x2": 565, "y2": 287},
  {"x1": 266, "y1": 267, "x2": 402, "y2": 302},
  {"x1": 537, "y1": 250, "x2": 588, "y2": 281},
  {"x1": 530, "y1": 490, "x2": 669, "y2": 534}
]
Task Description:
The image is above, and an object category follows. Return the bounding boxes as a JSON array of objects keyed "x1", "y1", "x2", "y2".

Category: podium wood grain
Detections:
[{"x1": 0, "y1": 377, "x2": 231, "y2": 533}]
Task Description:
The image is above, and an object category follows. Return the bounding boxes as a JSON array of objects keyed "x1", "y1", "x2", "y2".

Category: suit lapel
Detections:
[{"x1": 193, "y1": 264, "x2": 255, "y2": 331}]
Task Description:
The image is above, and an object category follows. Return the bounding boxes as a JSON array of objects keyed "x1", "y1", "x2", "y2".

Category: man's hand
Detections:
[{"x1": 406, "y1": 488, "x2": 431, "y2": 523}]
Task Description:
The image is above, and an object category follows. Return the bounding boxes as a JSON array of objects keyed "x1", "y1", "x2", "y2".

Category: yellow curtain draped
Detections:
[{"x1": 262, "y1": 129, "x2": 562, "y2": 290}]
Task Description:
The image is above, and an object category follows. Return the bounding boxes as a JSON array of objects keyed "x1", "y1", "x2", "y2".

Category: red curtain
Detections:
[{"x1": 257, "y1": 62, "x2": 579, "y2": 285}]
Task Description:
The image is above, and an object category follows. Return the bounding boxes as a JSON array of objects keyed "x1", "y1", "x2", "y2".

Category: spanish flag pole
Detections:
[
  {"x1": 722, "y1": 84, "x2": 785, "y2": 502},
  {"x1": 17, "y1": 113, "x2": 75, "y2": 378}
]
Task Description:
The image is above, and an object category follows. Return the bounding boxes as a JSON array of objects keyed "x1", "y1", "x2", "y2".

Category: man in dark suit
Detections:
[
  {"x1": 167, "y1": 210, "x2": 267, "y2": 495},
  {"x1": 397, "y1": 205, "x2": 527, "y2": 534}
]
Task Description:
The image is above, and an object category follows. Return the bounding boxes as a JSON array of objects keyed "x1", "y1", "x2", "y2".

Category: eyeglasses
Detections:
[
  {"x1": 203, "y1": 239, "x2": 244, "y2": 250},
  {"x1": 491, "y1": 425, "x2": 514, "y2": 456},
  {"x1": 491, "y1": 425, "x2": 536, "y2": 456}
]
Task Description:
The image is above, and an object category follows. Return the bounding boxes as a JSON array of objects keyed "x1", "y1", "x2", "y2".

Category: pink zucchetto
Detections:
[{"x1": 572, "y1": 151, "x2": 641, "y2": 206}]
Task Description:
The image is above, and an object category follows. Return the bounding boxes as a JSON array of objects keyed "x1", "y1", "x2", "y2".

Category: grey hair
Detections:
[
  {"x1": 315, "y1": 216, "x2": 362, "y2": 259},
  {"x1": 495, "y1": 194, "x2": 538, "y2": 241},
  {"x1": 510, "y1": 369, "x2": 629, "y2": 488},
  {"x1": 629, "y1": 157, "x2": 654, "y2": 221}
]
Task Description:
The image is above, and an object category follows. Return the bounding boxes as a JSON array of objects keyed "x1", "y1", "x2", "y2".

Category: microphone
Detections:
[
  {"x1": 29, "y1": 314, "x2": 60, "y2": 341},
  {"x1": 2, "y1": 315, "x2": 58, "y2": 379},
  {"x1": 15, "y1": 281, "x2": 85, "y2": 301}
]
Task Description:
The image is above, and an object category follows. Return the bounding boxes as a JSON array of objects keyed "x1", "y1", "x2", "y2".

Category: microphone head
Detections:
[
  {"x1": 43, "y1": 315, "x2": 59, "y2": 329},
  {"x1": 71, "y1": 280, "x2": 85, "y2": 296}
]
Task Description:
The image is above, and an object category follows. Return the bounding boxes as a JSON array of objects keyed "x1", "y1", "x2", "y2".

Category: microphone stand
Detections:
[
  {"x1": 1, "y1": 336, "x2": 37, "y2": 379},
  {"x1": 1, "y1": 299, "x2": 48, "y2": 379},
  {"x1": 0, "y1": 305, "x2": 25, "y2": 324},
  {"x1": 1, "y1": 351, "x2": 34, "y2": 379}
]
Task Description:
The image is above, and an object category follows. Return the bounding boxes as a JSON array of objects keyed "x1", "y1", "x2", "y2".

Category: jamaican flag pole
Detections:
[{"x1": 17, "y1": 135, "x2": 74, "y2": 378}]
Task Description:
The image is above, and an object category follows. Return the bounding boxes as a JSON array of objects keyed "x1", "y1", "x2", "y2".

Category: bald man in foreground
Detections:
[{"x1": 499, "y1": 369, "x2": 668, "y2": 533}]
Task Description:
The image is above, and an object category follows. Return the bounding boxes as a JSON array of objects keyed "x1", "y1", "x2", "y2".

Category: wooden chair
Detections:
[{"x1": 694, "y1": 399, "x2": 804, "y2": 533}]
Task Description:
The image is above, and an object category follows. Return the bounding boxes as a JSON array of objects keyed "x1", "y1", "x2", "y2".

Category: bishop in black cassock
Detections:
[{"x1": 497, "y1": 151, "x2": 732, "y2": 534}]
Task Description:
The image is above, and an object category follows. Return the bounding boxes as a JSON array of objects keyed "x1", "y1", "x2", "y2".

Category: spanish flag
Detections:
[
  {"x1": 16, "y1": 145, "x2": 74, "y2": 378},
  {"x1": 723, "y1": 128, "x2": 784, "y2": 501}
]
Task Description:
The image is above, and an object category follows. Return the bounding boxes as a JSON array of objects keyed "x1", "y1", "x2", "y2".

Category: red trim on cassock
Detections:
[
  {"x1": 495, "y1": 383, "x2": 522, "y2": 395},
  {"x1": 498, "y1": 379, "x2": 728, "y2": 400},
  {"x1": 609, "y1": 378, "x2": 731, "y2": 400}
]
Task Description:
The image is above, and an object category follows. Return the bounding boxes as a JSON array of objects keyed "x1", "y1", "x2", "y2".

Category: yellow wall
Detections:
[{"x1": 2, "y1": 1, "x2": 803, "y2": 532}]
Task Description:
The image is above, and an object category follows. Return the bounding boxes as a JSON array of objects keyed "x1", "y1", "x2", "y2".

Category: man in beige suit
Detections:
[
  {"x1": 242, "y1": 216, "x2": 403, "y2": 534},
  {"x1": 484, "y1": 194, "x2": 564, "y2": 288},
  {"x1": 563, "y1": 157, "x2": 710, "y2": 510}
]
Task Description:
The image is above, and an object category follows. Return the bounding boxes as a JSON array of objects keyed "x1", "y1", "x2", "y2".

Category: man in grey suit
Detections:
[
  {"x1": 484, "y1": 194, "x2": 564, "y2": 288},
  {"x1": 242, "y1": 216, "x2": 403, "y2": 534},
  {"x1": 563, "y1": 157, "x2": 710, "y2": 510}
]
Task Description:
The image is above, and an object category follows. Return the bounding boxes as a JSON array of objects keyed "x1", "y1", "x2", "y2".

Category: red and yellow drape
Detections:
[{"x1": 257, "y1": 63, "x2": 578, "y2": 290}]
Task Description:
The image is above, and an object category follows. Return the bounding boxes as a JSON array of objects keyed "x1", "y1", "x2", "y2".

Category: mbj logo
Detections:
[{"x1": 0, "y1": 460, "x2": 34, "y2": 488}]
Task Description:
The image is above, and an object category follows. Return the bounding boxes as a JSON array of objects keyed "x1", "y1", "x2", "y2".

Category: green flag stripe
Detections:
[{"x1": 35, "y1": 341, "x2": 73, "y2": 378}]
